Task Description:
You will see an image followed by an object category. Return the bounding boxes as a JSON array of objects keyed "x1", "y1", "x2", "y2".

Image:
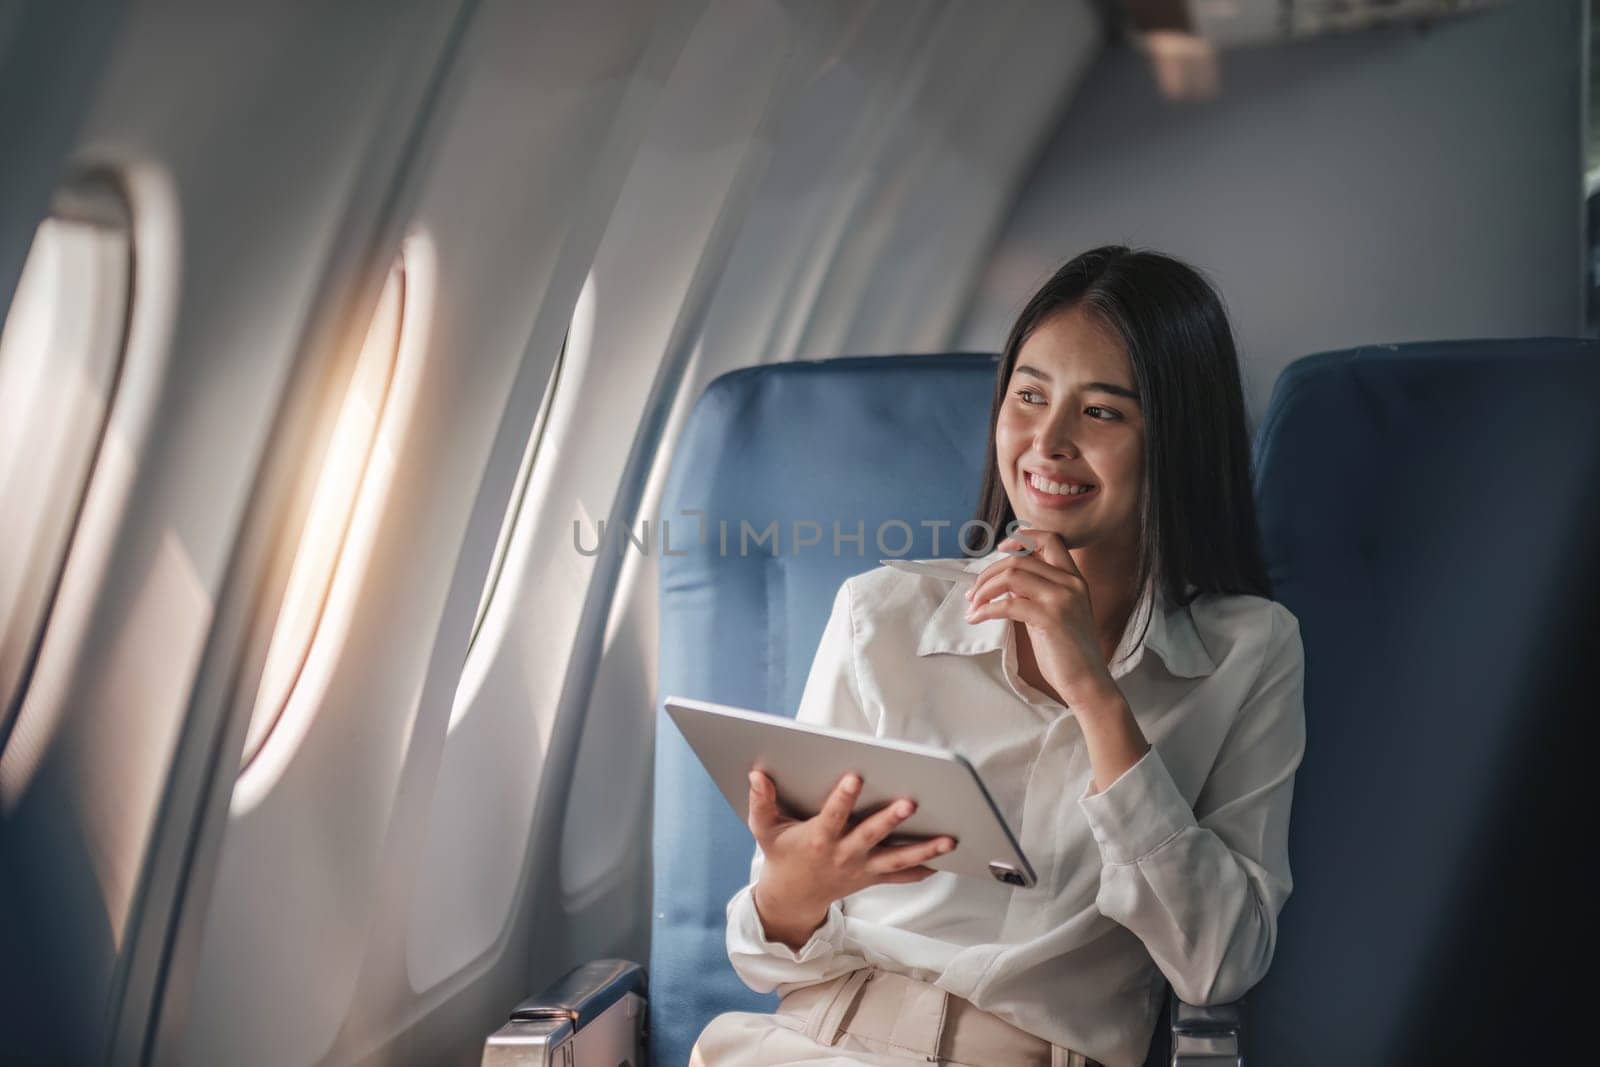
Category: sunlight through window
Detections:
[
  {"x1": 239, "y1": 256, "x2": 410, "y2": 767},
  {"x1": 0, "y1": 184, "x2": 132, "y2": 751}
]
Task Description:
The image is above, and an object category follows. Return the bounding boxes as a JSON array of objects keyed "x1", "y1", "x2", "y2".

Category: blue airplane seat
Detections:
[
  {"x1": 1246, "y1": 338, "x2": 1600, "y2": 1063},
  {"x1": 652, "y1": 354, "x2": 1000, "y2": 1067}
]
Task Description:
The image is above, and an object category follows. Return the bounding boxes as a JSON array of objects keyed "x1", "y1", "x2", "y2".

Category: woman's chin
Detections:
[{"x1": 1012, "y1": 515, "x2": 1084, "y2": 546}]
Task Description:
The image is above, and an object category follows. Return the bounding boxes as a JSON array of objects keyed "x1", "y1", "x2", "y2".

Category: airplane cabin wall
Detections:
[
  {"x1": 0, "y1": 2, "x2": 471, "y2": 1062},
  {"x1": 959, "y1": 0, "x2": 1586, "y2": 425},
  {"x1": 175, "y1": 2, "x2": 705, "y2": 1065}
]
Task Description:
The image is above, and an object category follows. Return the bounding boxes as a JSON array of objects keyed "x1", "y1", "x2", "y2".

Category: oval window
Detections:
[
  {"x1": 0, "y1": 178, "x2": 132, "y2": 750},
  {"x1": 467, "y1": 331, "x2": 566, "y2": 651},
  {"x1": 449, "y1": 271, "x2": 595, "y2": 731},
  {"x1": 239, "y1": 248, "x2": 417, "y2": 768}
]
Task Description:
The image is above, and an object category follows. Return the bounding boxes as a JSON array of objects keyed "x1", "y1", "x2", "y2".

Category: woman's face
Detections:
[{"x1": 994, "y1": 304, "x2": 1145, "y2": 551}]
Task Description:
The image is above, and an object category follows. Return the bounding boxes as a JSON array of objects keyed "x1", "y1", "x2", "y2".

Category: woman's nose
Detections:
[{"x1": 1036, "y1": 422, "x2": 1080, "y2": 458}]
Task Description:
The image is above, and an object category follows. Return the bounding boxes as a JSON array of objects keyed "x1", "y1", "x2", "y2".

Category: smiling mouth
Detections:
[{"x1": 1025, "y1": 472, "x2": 1095, "y2": 497}]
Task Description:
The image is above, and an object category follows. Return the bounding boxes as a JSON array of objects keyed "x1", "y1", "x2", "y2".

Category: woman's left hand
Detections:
[{"x1": 964, "y1": 529, "x2": 1122, "y2": 716}]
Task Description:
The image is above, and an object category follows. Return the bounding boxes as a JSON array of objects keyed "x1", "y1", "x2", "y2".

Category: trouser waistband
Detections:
[{"x1": 777, "y1": 966, "x2": 1101, "y2": 1067}]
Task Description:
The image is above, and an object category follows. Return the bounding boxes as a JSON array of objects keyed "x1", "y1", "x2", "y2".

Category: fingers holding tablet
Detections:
[
  {"x1": 754, "y1": 766, "x2": 958, "y2": 871},
  {"x1": 745, "y1": 765, "x2": 967, "y2": 937},
  {"x1": 816, "y1": 771, "x2": 861, "y2": 836},
  {"x1": 670, "y1": 698, "x2": 1033, "y2": 887},
  {"x1": 866, "y1": 834, "x2": 957, "y2": 880},
  {"x1": 746, "y1": 771, "x2": 786, "y2": 843},
  {"x1": 846, "y1": 795, "x2": 918, "y2": 853}
]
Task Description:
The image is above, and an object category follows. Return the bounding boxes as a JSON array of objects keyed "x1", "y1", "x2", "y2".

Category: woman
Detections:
[{"x1": 690, "y1": 246, "x2": 1306, "y2": 1067}]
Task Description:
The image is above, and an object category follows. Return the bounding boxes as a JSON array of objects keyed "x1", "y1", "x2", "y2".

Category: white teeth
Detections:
[{"x1": 1028, "y1": 473, "x2": 1092, "y2": 496}]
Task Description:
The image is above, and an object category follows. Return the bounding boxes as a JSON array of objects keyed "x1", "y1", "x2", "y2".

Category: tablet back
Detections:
[{"x1": 665, "y1": 696, "x2": 1035, "y2": 888}]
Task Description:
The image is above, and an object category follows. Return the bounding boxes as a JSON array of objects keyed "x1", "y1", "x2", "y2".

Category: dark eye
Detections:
[
  {"x1": 1013, "y1": 388, "x2": 1044, "y2": 405},
  {"x1": 1086, "y1": 405, "x2": 1120, "y2": 420}
]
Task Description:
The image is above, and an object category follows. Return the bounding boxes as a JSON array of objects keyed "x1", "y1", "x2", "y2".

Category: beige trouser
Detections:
[{"x1": 689, "y1": 966, "x2": 1102, "y2": 1066}]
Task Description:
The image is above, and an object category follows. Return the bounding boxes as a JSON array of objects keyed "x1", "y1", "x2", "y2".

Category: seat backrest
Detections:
[
  {"x1": 652, "y1": 354, "x2": 997, "y2": 1067},
  {"x1": 1247, "y1": 339, "x2": 1600, "y2": 1062}
]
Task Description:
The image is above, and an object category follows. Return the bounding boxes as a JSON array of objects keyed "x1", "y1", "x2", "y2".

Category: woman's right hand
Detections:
[{"x1": 747, "y1": 769, "x2": 956, "y2": 951}]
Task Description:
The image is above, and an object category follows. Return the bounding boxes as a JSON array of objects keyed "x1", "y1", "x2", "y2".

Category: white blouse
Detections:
[{"x1": 723, "y1": 545, "x2": 1306, "y2": 1067}]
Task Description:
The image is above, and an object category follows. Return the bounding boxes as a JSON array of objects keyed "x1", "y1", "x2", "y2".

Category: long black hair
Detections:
[{"x1": 964, "y1": 245, "x2": 1273, "y2": 632}]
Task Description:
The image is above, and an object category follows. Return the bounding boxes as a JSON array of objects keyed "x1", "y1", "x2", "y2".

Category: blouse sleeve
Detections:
[
  {"x1": 1077, "y1": 600, "x2": 1307, "y2": 1006},
  {"x1": 724, "y1": 578, "x2": 878, "y2": 993}
]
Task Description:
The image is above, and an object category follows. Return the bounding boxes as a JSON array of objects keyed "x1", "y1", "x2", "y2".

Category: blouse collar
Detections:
[{"x1": 913, "y1": 545, "x2": 1217, "y2": 679}]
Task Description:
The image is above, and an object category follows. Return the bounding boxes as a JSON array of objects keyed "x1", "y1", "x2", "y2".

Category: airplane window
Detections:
[
  {"x1": 466, "y1": 331, "x2": 566, "y2": 651},
  {"x1": 0, "y1": 180, "x2": 132, "y2": 751},
  {"x1": 239, "y1": 251, "x2": 413, "y2": 768},
  {"x1": 449, "y1": 271, "x2": 595, "y2": 732}
]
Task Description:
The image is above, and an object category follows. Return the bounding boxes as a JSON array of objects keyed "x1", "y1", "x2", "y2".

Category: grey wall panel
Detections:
[
  {"x1": 401, "y1": 6, "x2": 797, "y2": 1062},
  {"x1": 958, "y1": 0, "x2": 1585, "y2": 425},
  {"x1": 0, "y1": 1, "x2": 467, "y2": 1062},
  {"x1": 174, "y1": 2, "x2": 708, "y2": 1065},
  {"x1": 790, "y1": 0, "x2": 1099, "y2": 358}
]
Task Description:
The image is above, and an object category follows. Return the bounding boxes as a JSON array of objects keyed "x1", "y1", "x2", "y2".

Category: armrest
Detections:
[
  {"x1": 483, "y1": 959, "x2": 647, "y2": 1067},
  {"x1": 1168, "y1": 988, "x2": 1241, "y2": 1067}
]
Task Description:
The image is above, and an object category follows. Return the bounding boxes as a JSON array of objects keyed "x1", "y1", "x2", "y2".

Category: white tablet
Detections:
[{"x1": 664, "y1": 695, "x2": 1037, "y2": 888}]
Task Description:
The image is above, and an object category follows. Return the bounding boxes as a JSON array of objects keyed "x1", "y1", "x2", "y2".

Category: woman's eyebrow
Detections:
[
  {"x1": 1085, "y1": 381, "x2": 1140, "y2": 402},
  {"x1": 1015, "y1": 364, "x2": 1140, "y2": 403}
]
